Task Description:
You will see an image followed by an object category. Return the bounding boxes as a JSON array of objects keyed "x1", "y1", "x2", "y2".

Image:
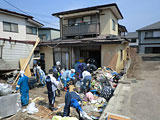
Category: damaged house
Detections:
[
  {"x1": 0, "y1": 8, "x2": 43, "y2": 71},
  {"x1": 39, "y1": 3, "x2": 129, "y2": 73}
]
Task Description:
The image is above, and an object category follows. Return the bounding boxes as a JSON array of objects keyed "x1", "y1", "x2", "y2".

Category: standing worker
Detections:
[
  {"x1": 37, "y1": 66, "x2": 46, "y2": 87},
  {"x1": 15, "y1": 71, "x2": 29, "y2": 106},
  {"x1": 53, "y1": 61, "x2": 62, "y2": 96},
  {"x1": 46, "y1": 69, "x2": 59, "y2": 111}
]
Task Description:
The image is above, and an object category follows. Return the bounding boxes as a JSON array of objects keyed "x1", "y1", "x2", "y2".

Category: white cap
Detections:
[
  {"x1": 20, "y1": 70, "x2": 24, "y2": 77},
  {"x1": 37, "y1": 66, "x2": 41, "y2": 70},
  {"x1": 56, "y1": 61, "x2": 61, "y2": 66},
  {"x1": 71, "y1": 69, "x2": 75, "y2": 73}
]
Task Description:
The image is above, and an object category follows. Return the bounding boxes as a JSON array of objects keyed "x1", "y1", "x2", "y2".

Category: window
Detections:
[
  {"x1": 3, "y1": 21, "x2": 18, "y2": 32},
  {"x1": 39, "y1": 34, "x2": 47, "y2": 41},
  {"x1": 26, "y1": 26, "x2": 37, "y2": 35},
  {"x1": 91, "y1": 15, "x2": 97, "y2": 23},
  {"x1": 131, "y1": 39, "x2": 137, "y2": 43},
  {"x1": 153, "y1": 31, "x2": 160, "y2": 37},
  {"x1": 145, "y1": 31, "x2": 153, "y2": 38},
  {"x1": 120, "y1": 50, "x2": 123, "y2": 61},
  {"x1": 75, "y1": 17, "x2": 83, "y2": 25},
  {"x1": 0, "y1": 46, "x2": 2, "y2": 59},
  {"x1": 68, "y1": 19, "x2": 75, "y2": 26},
  {"x1": 67, "y1": 14, "x2": 98, "y2": 26},
  {"x1": 83, "y1": 16, "x2": 91, "y2": 24},
  {"x1": 112, "y1": 19, "x2": 116, "y2": 31}
]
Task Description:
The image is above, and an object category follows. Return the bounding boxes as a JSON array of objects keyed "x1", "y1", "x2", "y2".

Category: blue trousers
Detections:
[
  {"x1": 21, "y1": 90, "x2": 29, "y2": 106},
  {"x1": 83, "y1": 76, "x2": 91, "y2": 90}
]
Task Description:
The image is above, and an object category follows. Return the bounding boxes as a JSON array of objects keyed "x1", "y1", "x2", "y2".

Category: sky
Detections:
[{"x1": 0, "y1": 0, "x2": 160, "y2": 32}]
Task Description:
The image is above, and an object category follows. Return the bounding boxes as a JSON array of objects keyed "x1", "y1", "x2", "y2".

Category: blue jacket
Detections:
[
  {"x1": 63, "y1": 92, "x2": 82, "y2": 116},
  {"x1": 16, "y1": 75, "x2": 29, "y2": 93}
]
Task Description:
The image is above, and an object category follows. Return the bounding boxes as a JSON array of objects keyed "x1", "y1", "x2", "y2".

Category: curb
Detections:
[{"x1": 99, "y1": 59, "x2": 131, "y2": 120}]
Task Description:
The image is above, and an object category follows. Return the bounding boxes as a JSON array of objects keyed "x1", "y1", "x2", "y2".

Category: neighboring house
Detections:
[
  {"x1": 39, "y1": 3, "x2": 129, "y2": 73},
  {"x1": 126, "y1": 32, "x2": 138, "y2": 47},
  {"x1": 0, "y1": 8, "x2": 43, "y2": 71},
  {"x1": 118, "y1": 24, "x2": 128, "y2": 37},
  {"x1": 38, "y1": 27, "x2": 60, "y2": 41},
  {"x1": 137, "y1": 21, "x2": 160, "y2": 54}
]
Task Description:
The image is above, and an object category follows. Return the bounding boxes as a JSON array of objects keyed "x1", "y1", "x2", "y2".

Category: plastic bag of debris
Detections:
[
  {"x1": 26, "y1": 102, "x2": 38, "y2": 114},
  {"x1": 0, "y1": 83, "x2": 12, "y2": 96}
]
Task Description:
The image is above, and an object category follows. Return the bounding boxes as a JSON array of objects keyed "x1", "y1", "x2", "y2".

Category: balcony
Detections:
[{"x1": 62, "y1": 22, "x2": 99, "y2": 37}]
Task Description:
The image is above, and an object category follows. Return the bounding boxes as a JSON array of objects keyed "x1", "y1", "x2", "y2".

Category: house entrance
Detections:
[{"x1": 80, "y1": 46, "x2": 101, "y2": 67}]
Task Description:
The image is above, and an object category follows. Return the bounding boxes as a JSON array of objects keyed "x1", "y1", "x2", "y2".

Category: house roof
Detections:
[
  {"x1": 39, "y1": 27, "x2": 60, "y2": 31},
  {"x1": 125, "y1": 32, "x2": 138, "y2": 39},
  {"x1": 118, "y1": 24, "x2": 128, "y2": 32},
  {"x1": 0, "y1": 8, "x2": 43, "y2": 27},
  {"x1": 137, "y1": 21, "x2": 160, "y2": 31},
  {"x1": 52, "y1": 3, "x2": 123, "y2": 19},
  {"x1": 39, "y1": 35, "x2": 129, "y2": 47}
]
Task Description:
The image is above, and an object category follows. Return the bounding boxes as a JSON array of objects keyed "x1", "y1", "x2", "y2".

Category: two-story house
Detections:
[
  {"x1": 137, "y1": 21, "x2": 160, "y2": 54},
  {"x1": 39, "y1": 3, "x2": 129, "y2": 73},
  {"x1": 0, "y1": 8, "x2": 43, "y2": 71}
]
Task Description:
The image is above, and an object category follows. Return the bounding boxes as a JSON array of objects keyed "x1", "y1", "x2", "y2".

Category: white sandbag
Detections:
[{"x1": 0, "y1": 83, "x2": 12, "y2": 96}]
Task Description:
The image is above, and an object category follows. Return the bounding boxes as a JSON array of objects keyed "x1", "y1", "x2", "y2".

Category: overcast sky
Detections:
[{"x1": 0, "y1": 0, "x2": 159, "y2": 32}]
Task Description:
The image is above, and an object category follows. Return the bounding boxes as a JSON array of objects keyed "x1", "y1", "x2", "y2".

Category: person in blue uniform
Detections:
[
  {"x1": 16, "y1": 71, "x2": 29, "y2": 106},
  {"x1": 77, "y1": 63, "x2": 86, "y2": 78},
  {"x1": 63, "y1": 91, "x2": 82, "y2": 119}
]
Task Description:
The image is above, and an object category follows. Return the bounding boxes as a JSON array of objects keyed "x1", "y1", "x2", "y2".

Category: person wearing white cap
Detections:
[
  {"x1": 16, "y1": 71, "x2": 29, "y2": 106},
  {"x1": 37, "y1": 66, "x2": 46, "y2": 87}
]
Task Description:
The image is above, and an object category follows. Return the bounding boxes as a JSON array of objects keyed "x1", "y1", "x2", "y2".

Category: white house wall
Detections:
[
  {"x1": 51, "y1": 30, "x2": 60, "y2": 39},
  {"x1": 0, "y1": 12, "x2": 39, "y2": 70},
  {"x1": 0, "y1": 13, "x2": 38, "y2": 41}
]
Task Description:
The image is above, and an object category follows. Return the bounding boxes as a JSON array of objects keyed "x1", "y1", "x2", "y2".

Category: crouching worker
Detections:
[
  {"x1": 63, "y1": 91, "x2": 82, "y2": 119},
  {"x1": 46, "y1": 69, "x2": 59, "y2": 111},
  {"x1": 82, "y1": 69, "x2": 92, "y2": 93},
  {"x1": 16, "y1": 71, "x2": 29, "y2": 106},
  {"x1": 63, "y1": 90, "x2": 92, "y2": 120}
]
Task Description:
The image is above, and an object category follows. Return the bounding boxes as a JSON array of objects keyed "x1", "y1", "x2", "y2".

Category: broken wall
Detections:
[
  {"x1": 0, "y1": 41, "x2": 33, "y2": 70},
  {"x1": 101, "y1": 43, "x2": 128, "y2": 73}
]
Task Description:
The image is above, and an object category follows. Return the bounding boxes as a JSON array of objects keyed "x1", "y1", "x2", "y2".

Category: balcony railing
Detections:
[{"x1": 62, "y1": 22, "x2": 99, "y2": 37}]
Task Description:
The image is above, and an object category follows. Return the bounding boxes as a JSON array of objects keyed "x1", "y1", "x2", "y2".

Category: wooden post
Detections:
[{"x1": 12, "y1": 38, "x2": 40, "y2": 85}]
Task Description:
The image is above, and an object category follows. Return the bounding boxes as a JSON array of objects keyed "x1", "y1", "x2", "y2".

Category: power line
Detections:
[
  {"x1": 2, "y1": 0, "x2": 59, "y2": 27},
  {"x1": 2, "y1": 0, "x2": 29, "y2": 16}
]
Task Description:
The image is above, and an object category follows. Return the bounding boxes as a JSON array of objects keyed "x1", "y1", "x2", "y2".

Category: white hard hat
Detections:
[{"x1": 56, "y1": 61, "x2": 61, "y2": 66}]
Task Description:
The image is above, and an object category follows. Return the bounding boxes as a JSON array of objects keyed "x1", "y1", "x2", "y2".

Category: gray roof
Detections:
[
  {"x1": 39, "y1": 35, "x2": 129, "y2": 46},
  {"x1": 126, "y1": 32, "x2": 138, "y2": 39},
  {"x1": 137, "y1": 21, "x2": 160, "y2": 31}
]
